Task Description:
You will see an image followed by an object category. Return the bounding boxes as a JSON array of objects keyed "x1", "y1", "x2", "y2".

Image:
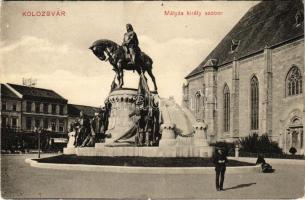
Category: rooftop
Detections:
[
  {"x1": 0, "y1": 84, "x2": 20, "y2": 100},
  {"x1": 7, "y1": 83, "x2": 67, "y2": 103},
  {"x1": 186, "y1": 0, "x2": 304, "y2": 78},
  {"x1": 68, "y1": 104, "x2": 100, "y2": 118}
]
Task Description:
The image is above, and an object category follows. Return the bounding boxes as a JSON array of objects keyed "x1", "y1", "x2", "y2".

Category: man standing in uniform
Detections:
[
  {"x1": 122, "y1": 24, "x2": 141, "y2": 66},
  {"x1": 213, "y1": 147, "x2": 228, "y2": 191}
]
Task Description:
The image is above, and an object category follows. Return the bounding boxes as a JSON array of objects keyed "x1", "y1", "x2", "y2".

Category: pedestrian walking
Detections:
[{"x1": 213, "y1": 147, "x2": 228, "y2": 191}]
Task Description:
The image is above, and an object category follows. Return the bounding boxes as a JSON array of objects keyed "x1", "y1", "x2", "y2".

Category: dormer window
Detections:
[
  {"x1": 203, "y1": 58, "x2": 218, "y2": 67},
  {"x1": 230, "y1": 39, "x2": 240, "y2": 53},
  {"x1": 295, "y1": 10, "x2": 304, "y2": 27}
]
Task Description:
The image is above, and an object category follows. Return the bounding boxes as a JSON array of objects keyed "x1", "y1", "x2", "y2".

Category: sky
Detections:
[{"x1": 0, "y1": 1, "x2": 259, "y2": 107}]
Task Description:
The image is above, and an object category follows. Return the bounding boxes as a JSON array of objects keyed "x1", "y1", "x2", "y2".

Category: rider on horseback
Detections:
[{"x1": 122, "y1": 24, "x2": 141, "y2": 67}]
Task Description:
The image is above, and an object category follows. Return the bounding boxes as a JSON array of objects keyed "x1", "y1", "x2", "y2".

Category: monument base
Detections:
[
  {"x1": 68, "y1": 145, "x2": 214, "y2": 157},
  {"x1": 63, "y1": 147, "x2": 76, "y2": 155}
]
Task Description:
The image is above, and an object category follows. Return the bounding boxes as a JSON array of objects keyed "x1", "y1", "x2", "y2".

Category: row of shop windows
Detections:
[{"x1": 1, "y1": 116, "x2": 65, "y2": 132}]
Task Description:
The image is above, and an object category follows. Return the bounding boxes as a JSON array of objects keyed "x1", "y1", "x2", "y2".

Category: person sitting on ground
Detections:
[
  {"x1": 256, "y1": 153, "x2": 274, "y2": 173},
  {"x1": 261, "y1": 161, "x2": 273, "y2": 173}
]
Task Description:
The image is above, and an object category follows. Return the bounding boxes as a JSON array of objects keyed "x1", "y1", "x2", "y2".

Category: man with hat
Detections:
[{"x1": 213, "y1": 147, "x2": 228, "y2": 191}]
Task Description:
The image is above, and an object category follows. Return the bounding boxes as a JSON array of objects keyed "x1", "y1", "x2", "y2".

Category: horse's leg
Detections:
[
  {"x1": 117, "y1": 70, "x2": 123, "y2": 88},
  {"x1": 120, "y1": 70, "x2": 124, "y2": 87},
  {"x1": 146, "y1": 68, "x2": 158, "y2": 91},
  {"x1": 117, "y1": 62, "x2": 124, "y2": 88},
  {"x1": 142, "y1": 70, "x2": 148, "y2": 82},
  {"x1": 116, "y1": 73, "x2": 121, "y2": 88},
  {"x1": 115, "y1": 68, "x2": 121, "y2": 88}
]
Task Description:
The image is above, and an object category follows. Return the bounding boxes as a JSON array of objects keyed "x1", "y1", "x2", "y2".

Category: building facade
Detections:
[
  {"x1": 1, "y1": 83, "x2": 102, "y2": 135},
  {"x1": 1, "y1": 84, "x2": 22, "y2": 131},
  {"x1": 183, "y1": 1, "x2": 304, "y2": 154},
  {"x1": 1, "y1": 83, "x2": 68, "y2": 134}
]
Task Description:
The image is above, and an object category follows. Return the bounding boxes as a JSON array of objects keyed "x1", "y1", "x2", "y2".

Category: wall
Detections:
[
  {"x1": 1, "y1": 99, "x2": 22, "y2": 128},
  {"x1": 185, "y1": 39, "x2": 305, "y2": 147},
  {"x1": 237, "y1": 53, "x2": 265, "y2": 137},
  {"x1": 185, "y1": 74, "x2": 205, "y2": 120},
  {"x1": 271, "y1": 39, "x2": 304, "y2": 142},
  {"x1": 216, "y1": 64, "x2": 233, "y2": 140},
  {"x1": 21, "y1": 99, "x2": 68, "y2": 133}
]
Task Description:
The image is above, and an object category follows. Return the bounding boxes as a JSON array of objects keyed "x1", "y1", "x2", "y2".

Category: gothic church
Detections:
[{"x1": 183, "y1": 0, "x2": 304, "y2": 154}]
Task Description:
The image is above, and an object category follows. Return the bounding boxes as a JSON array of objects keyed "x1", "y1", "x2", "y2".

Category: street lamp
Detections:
[
  {"x1": 35, "y1": 127, "x2": 42, "y2": 158},
  {"x1": 234, "y1": 141, "x2": 240, "y2": 158}
]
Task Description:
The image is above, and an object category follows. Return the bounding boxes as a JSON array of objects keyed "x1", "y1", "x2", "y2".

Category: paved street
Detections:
[{"x1": 1, "y1": 154, "x2": 305, "y2": 199}]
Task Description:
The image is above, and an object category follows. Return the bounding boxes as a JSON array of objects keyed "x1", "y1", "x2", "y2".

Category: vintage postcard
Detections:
[{"x1": 1, "y1": 1, "x2": 304, "y2": 199}]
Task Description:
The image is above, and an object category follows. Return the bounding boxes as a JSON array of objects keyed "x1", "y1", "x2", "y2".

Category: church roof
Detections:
[{"x1": 186, "y1": 0, "x2": 304, "y2": 79}]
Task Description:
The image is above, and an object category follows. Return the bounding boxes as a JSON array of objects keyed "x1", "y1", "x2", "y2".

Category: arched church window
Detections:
[
  {"x1": 286, "y1": 66, "x2": 302, "y2": 96},
  {"x1": 250, "y1": 76, "x2": 259, "y2": 130},
  {"x1": 223, "y1": 84, "x2": 230, "y2": 132}
]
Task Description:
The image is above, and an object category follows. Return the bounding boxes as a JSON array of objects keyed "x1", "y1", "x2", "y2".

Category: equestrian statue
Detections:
[{"x1": 89, "y1": 24, "x2": 158, "y2": 91}]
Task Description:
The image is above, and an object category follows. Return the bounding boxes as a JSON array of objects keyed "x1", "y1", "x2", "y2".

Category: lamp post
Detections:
[
  {"x1": 235, "y1": 142, "x2": 240, "y2": 158},
  {"x1": 35, "y1": 127, "x2": 41, "y2": 158}
]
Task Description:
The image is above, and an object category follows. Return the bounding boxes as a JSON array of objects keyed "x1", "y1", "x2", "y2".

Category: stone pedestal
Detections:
[
  {"x1": 235, "y1": 146, "x2": 239, "y2": 158},
  {"x1": 193, "y1": 121, "x2": 209, "y2": 147},
  {"x1": 104, "y1": 88, "x2": 137, "y2": 145},
  {"x1": 63, "y1": 147, "x2": 76, "y2": 155},
  {"x1": 159, "y1": 123, "x2": 176, "y2": 147},
  {"x1": 74, "y1": 146, "x2": 213, "y2": 157}
]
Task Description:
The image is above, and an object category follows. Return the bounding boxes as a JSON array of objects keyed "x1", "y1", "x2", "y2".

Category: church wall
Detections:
[
  {"x1": 185, "y1": 39, "x2": 304, "y2": 150},
  {"x1": 215, "y1": 64, "x2": 233, "y2": 140},
  {"x1": 237, "y1": 54, "x2": 265, "y2": 137},
  {"x1": 186, "y1": 74, "x2": 205, "y2": 121},
  {"x1": 271, "y1": 39, "x2": 304, "y2": 142}
]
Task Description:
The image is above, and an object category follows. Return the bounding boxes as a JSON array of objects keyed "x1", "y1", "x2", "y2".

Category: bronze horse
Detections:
[{"x1": 89, "y1": 39, "x2": 158, "y2": 91}]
